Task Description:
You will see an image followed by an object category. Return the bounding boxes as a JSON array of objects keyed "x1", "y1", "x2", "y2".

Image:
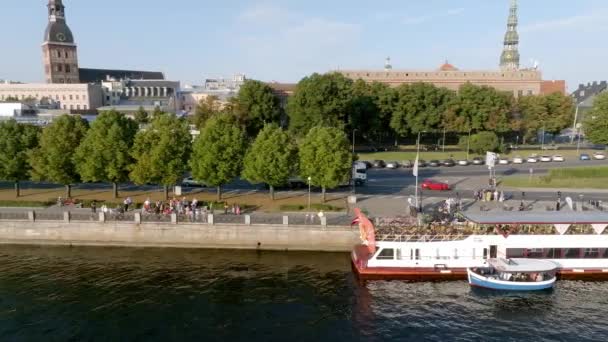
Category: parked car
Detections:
[
  {"x1": 372, "y1": 160, "x2": 386, "y2": 168},
  {"x1": 442, "y1": 159, "x2": 456, "y2": 167},
  {"x1": 385, "y1": 161, "x2": 399, "y2": 169},
  {"x1": 527, "y1": 156, "x2": 539, "y2": 163},
  {"x1": 552, "y1": 155, "x2": 565, "y2": 162},
  {"x1": 593, "y1": 152, "x2": 606, "y2": 160},
  {"x1": 513, "y1": 156, "x2": 524, "y2": 164},
  {"x1": 457, "y1": 159, "x2": 470, "y2": 166},
  {"x1": 401, "y1": 160, "x2": 413, "y2": 168},
  {"x1": 362, "y1": 161, "x2": 373, "y2": 169},
  {"x1": 421, "y1": 179, "x2": 450, "y2": 191},
  {"x1": 580, "y1": 153, "x2": 591, "y2": 161},
  {"x1": 181, "y1": 177, "x2": 205, "y2": 187},
  {"x1": 472, "y1": 157, "x2": 484, "y2": 165},
  {"x1": 540, "y1": 155, "x2": 552, "y2": 162},
  {"x1": 428, "y1": 160, "x2": 441, "y2": 167},
  {"x1": 498, "y1": 158, "x2": 510, "y2": 165},
  {"x1": 542, "y1": 144, "x2": 559, "y2": 150},
  {"x1": 418, "y1": 159, "x2": 428, "y2": 167}
]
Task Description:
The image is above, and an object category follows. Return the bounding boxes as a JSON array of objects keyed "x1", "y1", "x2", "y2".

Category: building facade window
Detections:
[
  {"x1": 66, "y1": 64, "x2": 71, "y2": 73},
  {"x1": 69, "y1": 95, "x2": 73, "y2": 100}
]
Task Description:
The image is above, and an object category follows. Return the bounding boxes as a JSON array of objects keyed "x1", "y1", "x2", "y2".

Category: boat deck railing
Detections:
[{"x1": 376, "y1": 234, "x2": 468, "y2": 243}]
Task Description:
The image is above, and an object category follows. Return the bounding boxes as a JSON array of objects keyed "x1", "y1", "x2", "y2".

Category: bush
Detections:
[
  {"x1": 468, "y1": 132, "x2": 499, "y2": 154},
  {"x1": 0, "y1": 200, "x2": 54, "y2": 208}
]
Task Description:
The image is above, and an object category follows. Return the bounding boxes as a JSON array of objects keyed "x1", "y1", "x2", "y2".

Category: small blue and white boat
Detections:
[{"x1": 467, "y1": 258, "x2": 557, "y2": 291}]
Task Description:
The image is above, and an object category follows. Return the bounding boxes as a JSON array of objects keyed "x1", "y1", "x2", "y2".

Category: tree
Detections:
[
  {"x1": 74, "y1": 110, "x2": 138, "y2": 199},
  {"x1": 190, "y1": 95, "x2": 223, "y2": 129},
  {"x1": 242, "y1": 125, "x2": 297, "y2": 200},
  {"x1": 299, "y1": 126, "x2": 352, "y2": 203},
  {"x1": 235, "y1": 80, "x2": 283, "y2": 137},
  {"x1": 584, "y1": 92, "x2": 608, "y2": 145},
  {"x1": 445, "y1": 83, "x2": 514, "y2": 133},
  {"x1": 390, "y1": 82, "x2": 455, "y2": 137},
  {"x1": 129, "y1": 113, "x2": 192, "y2": 199},
  {"x1": 0, "y1": 120, "x2": 40, "y2": 197},
  {"x1": 133, "y1": 106, "x2": 149, "y2": 125},
  {"x1": 468, "y1": 131, "x2": 499, "y2": 155},
  {"x1": 190, "y1": 114, "x2": 247, "y2": 201},
  {"x1": 350, "y1": 80, "x2": 396, "y2": 145},
  {"x1": 28, "y1": 115, "x2": 89, "y2": 198},
  {"x1": 287, "y1": 73, "x2": 354, "y2": 136},
  {"x1": 518, "y1": 93, "x2": 574, "y2": 142}
]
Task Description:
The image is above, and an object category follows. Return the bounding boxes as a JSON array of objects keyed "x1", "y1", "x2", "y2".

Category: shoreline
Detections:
[{"x1": 0, "y1": 219, "x2": 358, "y2": 252}]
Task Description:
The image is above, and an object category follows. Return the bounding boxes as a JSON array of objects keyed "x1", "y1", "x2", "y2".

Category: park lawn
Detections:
[
  {"x1": 358, "y1": 149, "x2": 600, "y2": 162},
  {"x1": 0, "y1": 187, "x2": 346, "y2": 213},
  {"x1": 502, "y1": 166, "x2": 608, "y2": 189}
]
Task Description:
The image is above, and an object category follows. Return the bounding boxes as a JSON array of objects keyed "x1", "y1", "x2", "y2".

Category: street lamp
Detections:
[
  {"x1": 352, "y1": 129, "x2": 358, "y2": 155},
  {"x1": 442, "y1": 127, "x2": 446, "y2": 152},
  {"x1": 571, "y1": 103, "x2": 580, "y2": 144},
  {"x1": 579, "y1": 194, "x2": 584, "y2": 212},
  {"x1": 466, "y1": 128, "x2": 472, "y2": 161},
  {"x1": 307, "y1": 176, "x2": 312, "y2": 211},
  {"x1": 576, "y1": 123, "x2": 583, "y2": 153}
]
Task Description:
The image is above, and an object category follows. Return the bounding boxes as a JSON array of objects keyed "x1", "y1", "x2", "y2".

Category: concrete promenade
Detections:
[{"x1": 0, "y1": 212, "x2": 359, "y2": 252}]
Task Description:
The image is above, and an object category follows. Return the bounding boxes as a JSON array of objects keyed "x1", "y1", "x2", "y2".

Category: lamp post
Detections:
[
  {"x1": 579, "y1": 194, "x2": 584, "y2": 212},
  {"x1": 352, "y1": 129, "x2": 358, "y2": 194},
  {"x1": 571, "y1": 103, "x2": 580, "y2": 144},
  {"x1": 442, "y1": 127, "x2": 446, "y2": 152},
  {"x1": 307, "y1": 177, "x2": 312, "y2": 211},
  {"x1": 541, "y1": 126, "x2": 546, "y2": 151},
  {"x1": 576, "y1": 123, "x2": 582, "y2": 153},
  {"x1": 352, "y1": 129, "x2": 357, "y2": 155},
  {"x1": 466, "y1": 128, "x2": 472, "y2": 161}
]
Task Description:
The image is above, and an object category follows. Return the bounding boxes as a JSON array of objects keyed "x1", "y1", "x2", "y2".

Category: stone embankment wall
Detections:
[{"x1": 0, "y1": 218, "x2": 359, "y2": 252}]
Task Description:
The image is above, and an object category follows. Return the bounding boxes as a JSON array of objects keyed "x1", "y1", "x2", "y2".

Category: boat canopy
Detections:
[
  {"x1": 488, "y1": 258, "x2": 558, "y2": 273},
  {"x1": 463, "y1": 211, "x2": 608, "y2": 225}
]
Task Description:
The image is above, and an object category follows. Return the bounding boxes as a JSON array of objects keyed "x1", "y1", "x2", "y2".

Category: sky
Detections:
[{"x1": 2, "y1": 0, "x2": 608, "y2": 91}]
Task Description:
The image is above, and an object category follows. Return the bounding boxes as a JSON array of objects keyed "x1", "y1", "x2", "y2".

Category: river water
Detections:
[{"x1": 0, "y1": 246, "x2": 606, "y2": 341}]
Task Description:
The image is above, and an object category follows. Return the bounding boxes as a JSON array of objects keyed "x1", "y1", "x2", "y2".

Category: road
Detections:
[{"x1": 1, "y1": 159, "x2": 607, "y2": 203}]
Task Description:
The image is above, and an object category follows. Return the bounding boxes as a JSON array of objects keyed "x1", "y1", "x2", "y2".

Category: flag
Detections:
[{"x1": 413, "y1": 156, "x2": 419, "y2": 177}]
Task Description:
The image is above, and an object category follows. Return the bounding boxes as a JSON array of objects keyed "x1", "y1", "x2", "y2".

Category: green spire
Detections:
[{"x1": 500, "y1": 0, "x2": 520, "y2": 70}]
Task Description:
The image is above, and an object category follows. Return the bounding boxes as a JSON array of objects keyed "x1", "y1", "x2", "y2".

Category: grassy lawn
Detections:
[
  {"x1": 502, "y1": 166, "x2": 608, "y2": 189},
  {"x1": 358, "y1": 149, "x2": 600, "y2": 162},
  {"x1": 0, "y1": 187, "x2": 346, "y2": 213}
]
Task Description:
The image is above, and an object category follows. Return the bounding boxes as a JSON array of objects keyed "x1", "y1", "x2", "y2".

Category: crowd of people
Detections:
[{"x1": 474, "y1": 189, "x2": 507, "y2": 203}]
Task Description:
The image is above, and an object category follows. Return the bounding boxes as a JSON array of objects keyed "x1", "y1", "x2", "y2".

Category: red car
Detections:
[{"x1": 421, "y1": 179, "x2": 450, "y2": 191}]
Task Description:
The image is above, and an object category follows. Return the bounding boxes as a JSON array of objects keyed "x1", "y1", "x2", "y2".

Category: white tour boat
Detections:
[{"x1": 351, "y1": 209, "x2": 608, "y2": 281}]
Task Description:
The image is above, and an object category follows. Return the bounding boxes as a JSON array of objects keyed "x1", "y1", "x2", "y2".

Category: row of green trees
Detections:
[
  {"x1": 286, "y1": 73, "x2": 575, "y2": 143},
  {"x1": 196, "y1": 74, "x2": 574, "y2": 145},
  {"x1": 0, "y1": 111, "x2": 352, "y2": 202}
]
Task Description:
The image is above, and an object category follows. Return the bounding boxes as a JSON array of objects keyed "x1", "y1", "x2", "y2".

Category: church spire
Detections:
[
  {"x1": 500, "y1": 0, "x2": 520, "y2": 70},
  {"x1": 48, "y1": 0, "x2": 66, "y2": 22}
]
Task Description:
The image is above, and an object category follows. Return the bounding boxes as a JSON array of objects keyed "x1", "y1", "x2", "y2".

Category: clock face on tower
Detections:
[{"x1": 56, "y1": 33, "x2": 66, "y2": 42}]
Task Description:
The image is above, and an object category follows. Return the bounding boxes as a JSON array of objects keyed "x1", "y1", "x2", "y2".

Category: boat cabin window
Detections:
[
  {"x1": 376, "y1": 248, "x2": 395, "y2": 260},
  {"x1": 565, "y1": 248, "x2": 580, "y2": 258},
  {"x1": 506, "y1": 248, "x2": 525, "y2": 258},
  {"x1": 584, "y1": 248, "x2": 599, "y2": 258}
]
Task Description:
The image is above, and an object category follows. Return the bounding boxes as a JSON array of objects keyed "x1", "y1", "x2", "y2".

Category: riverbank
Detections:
[{"x1": 0, "y1": 218, "x2": 359, "y2": 252}]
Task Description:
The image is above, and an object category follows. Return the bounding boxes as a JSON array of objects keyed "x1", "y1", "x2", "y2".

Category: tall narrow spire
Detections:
[{"x1": 500, "y1": 0, "x2": 520, "y2": 70}]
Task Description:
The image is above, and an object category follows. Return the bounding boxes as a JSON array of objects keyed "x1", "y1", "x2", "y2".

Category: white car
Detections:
[
  {"x1": 181, "y1": 177, "x2": 205, "y2": 187},
  {"x1": 527, "y1": 156, "x2": 539, "y2": 163},
  {"x1": 513, "y1": 156, "x2": 524, "y2": 164},
  {"x1": 552, "y1": 155, "x2": 565, "y2": 162},
  {"x1": 498, "y1": 158, "x2": 510, "y2": 165},
  {"x1": 385, "y1": 161, "x2": 399, "y2": 169},
  {"x1": 540, "y1": 155, "x2": 552, "y2": 162},
  {"x1": 593, "y1": 152, "x2": 606, "y2": 160},
  {"x1": 457, "y1": 160, "x2": 469, "y2": 166}
]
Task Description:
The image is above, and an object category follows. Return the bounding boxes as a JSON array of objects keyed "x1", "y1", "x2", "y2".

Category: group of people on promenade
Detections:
[{"x1": 474, "y1": 189, "x2": 507, "y2": 203}]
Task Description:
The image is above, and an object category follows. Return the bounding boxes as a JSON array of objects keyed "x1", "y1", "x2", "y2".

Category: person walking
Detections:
[{"x1": 91, "y1": 201, "x2": 97, "y2": 214}]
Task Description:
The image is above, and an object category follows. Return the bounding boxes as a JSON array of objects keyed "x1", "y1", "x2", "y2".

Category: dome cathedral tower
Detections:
[{"x1": 42, "y1": 0, "x2": 80, "y2": 84}]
